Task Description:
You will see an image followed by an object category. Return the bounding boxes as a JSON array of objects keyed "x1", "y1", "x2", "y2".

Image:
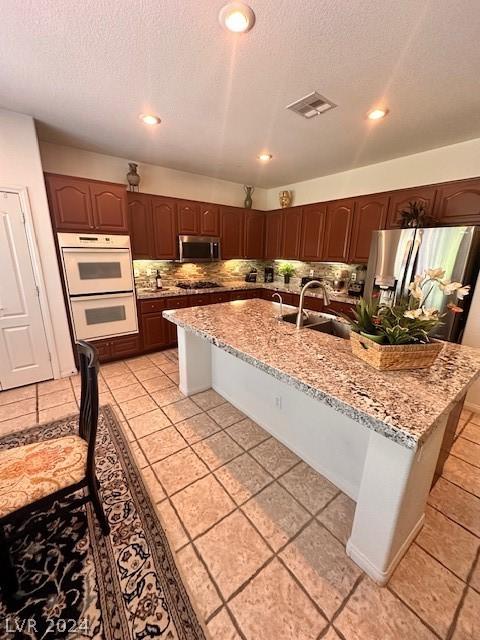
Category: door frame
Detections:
[{"x1": 1, "y1": 186, "x2": 60, "y2": 380}]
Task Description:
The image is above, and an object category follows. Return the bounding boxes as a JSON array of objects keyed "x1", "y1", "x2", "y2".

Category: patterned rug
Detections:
[{"x1": 0, "y1": 405, "x2": 206, "y2": 640}]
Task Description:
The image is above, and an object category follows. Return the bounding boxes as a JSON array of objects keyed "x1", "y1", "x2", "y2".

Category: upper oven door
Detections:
[
  {"x1": 62, "y1": 248, "x2": 134, "y2": 295},
  {"x1": 179, "y1": 235, "x2": 221, "y2": 262}
]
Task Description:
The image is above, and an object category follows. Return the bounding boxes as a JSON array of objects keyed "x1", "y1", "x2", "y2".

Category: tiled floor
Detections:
[{"x1": 1, "y1": 350, "x2": 480, "y2": 639}]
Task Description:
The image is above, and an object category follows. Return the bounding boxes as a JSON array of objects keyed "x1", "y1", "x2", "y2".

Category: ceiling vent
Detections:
[{"x1": 286, "y1": 92, "x2": 336, "y2": 119}]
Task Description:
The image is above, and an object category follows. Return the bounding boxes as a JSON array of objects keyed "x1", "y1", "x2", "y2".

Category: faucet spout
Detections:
[{"x1": 296, "y1": 280, "x2": 330, "y2": 329}]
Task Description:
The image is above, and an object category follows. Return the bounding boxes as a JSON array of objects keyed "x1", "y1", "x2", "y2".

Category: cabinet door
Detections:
[
  {"x1": 282, "y1": 208, "x2": 303, "y2": 259},
  {"x1": 90, "y1": 182, "x2": 128, "y2": 232},
  {"x1": 324, "y1": 199, "x2": 354, "y2": 262},
  {"x1": 199, "y1": 203, "x2": 220, "y2": 236},
  {"x1": 91, "y1": 338, "x2": 112, "y2": 362},
  {"x1": 349, "y1": 195, "x2": 389, "y2": 263},
  {"x1": 244, "y1": 211, "x2": 265, "y2": 258},
  {"x1": 45, "y1": 174, "x2": 94, "y2": 231},
  {"x1": 303, "y1": 296, "x2": 324, "y2": 312},
  {"x1": 152, "y1": 197, "x2": 177, "y2": 259},
  {"x1": 142, "y1": 312, "x2": 168, "y2": 350},
  {"x1": 178, "y1": 201, "x2": 200, "y2": 234},
  {"x1": 127, "y1": 194, "x2": 154, "y2": 259},
  {"x1": 386, "y1": 187, "x2": 437, "y2": 228},
  {"x1": 264, "y1": 211, "x2": 284, "y2": 259},
  {"x1": 165, "y1": 297, "x2": 190, "y2": 343},
  {"x1": 110, "y1": 335, "x2": 141, "y2": 359},
  {"x1": 434, "y1": 179, "x2": 480, "y2": 225},
  {"x1": 327, "y1": 300, "x2": 355, "y2": 319},
  {"x1": 301, "y1": 204, "x2": 326, "y2": 261},
  {"x1": 221, "y1": 207, "x2": 244, "y2": 259}
]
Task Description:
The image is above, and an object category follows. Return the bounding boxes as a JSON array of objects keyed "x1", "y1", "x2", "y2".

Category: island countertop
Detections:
[{"x1": 164, "y1": 299, "x2": 480, "y2": 449}]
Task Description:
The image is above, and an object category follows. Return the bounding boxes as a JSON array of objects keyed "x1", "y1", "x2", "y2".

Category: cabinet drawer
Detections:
[
  {"x1": 304, "y1": 296, "x2": 324, "y2": 312},
  {"x1": 139, "y1": 298, "x2": 167, "y2": 314},
  {"x1": 165, "y1": 296, "x2": 190, "y2": 309},
  {"x1": 210, "y1": 292, "x2": 230, "y2": 304},
  {"x1": 110, "y1": 335, "x2": 141, "y2": 358},
  {"x1": 229, "y1": 290, "x2": 249, "y2": 301},
  {"x1": 188, "y1": 295, "x2": 210, "y2": 306}
]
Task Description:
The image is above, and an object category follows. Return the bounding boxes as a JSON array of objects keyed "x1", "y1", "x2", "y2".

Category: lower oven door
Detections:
[{"x1": 69, "y1": 293, "x2": 138, "y2": 340}]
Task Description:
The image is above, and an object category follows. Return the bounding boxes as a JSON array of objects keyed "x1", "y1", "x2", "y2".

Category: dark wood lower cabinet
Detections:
[
  {"x1": 91, "y1": 334, "x2": 141, "y2": 363},
  {"x1": 141, "y1": 312, "x2": 168, "y2": 351}
]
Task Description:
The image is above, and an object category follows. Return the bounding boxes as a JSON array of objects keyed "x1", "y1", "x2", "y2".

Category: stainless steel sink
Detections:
[{"x1": 281, "y1": 311, "x2": 351, "y2": 339}]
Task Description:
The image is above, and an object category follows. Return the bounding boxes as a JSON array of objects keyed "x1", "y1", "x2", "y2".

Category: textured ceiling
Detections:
[{"x1": 1, "y1": 0, "x2": 480, "y2": 188}]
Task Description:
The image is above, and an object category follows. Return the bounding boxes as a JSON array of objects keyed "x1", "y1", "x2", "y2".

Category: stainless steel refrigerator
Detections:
[{"x1": 364, "y1": 226, "x2": 480, "y2": 342}]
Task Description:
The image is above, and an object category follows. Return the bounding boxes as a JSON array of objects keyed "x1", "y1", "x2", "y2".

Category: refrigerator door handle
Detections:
[{"x1": 395, "y1": 234, "x2": 422, "y2": 303}]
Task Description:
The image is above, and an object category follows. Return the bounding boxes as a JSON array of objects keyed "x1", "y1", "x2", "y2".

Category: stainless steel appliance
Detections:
[
  {"x1": 364, "y1": 226, "x2": 480, "y2": 342},
  {"x1": 264, "y1": 266, "x2": 274, "y2": 283},
  {"x1": 58, "y1": 233, "x2": 138, "y2": 341},
  {"x1": 178, "y1": 235, "x2": 220, "y2": 262}
]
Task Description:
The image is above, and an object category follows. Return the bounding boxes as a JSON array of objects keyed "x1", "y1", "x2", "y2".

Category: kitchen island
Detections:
[{"x1": 164, "y1": 299, "x2": 480, "y2": 584}]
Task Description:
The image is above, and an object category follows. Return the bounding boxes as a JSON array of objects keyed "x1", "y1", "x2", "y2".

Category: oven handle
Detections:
[
  {"x1": 62, "y1": 247, "x2": 130, "y2": 254},
  {"x1": 70, "y1": 292, "x2": 136, "y2": 302}
]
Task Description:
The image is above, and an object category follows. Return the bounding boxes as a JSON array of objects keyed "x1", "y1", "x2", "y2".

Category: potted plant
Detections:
[
  {"x1": 344, "y1": 268, "x2": 470, "y2": 370},
  {"x1": 278, "y1": 262, "x2": 295, "y2": 285}
]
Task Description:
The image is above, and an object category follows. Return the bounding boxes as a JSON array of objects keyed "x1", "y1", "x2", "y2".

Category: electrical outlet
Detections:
[
  {"x1": 146, "y1": 268, "x2": 152, "y2": 276},
  {"x1": 275, "y1": 396, "x2": 282, "y2": 409},
  {"x1": 134, "y1": 268, "x2": 140, "y2": 278}
]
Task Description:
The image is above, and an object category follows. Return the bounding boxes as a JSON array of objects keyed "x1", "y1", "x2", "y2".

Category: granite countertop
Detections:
[
  {"x1": 164, "y1": 299, "x2": 480, "y2": 450},
  {"x1": 136, "y1": 281, "x2": 359, "y2": 305}
]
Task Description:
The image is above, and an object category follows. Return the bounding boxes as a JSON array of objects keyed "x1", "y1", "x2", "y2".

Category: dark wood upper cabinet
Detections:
[
  {"x1": 220, "y1": 206, "x2": 244, "y2": 259},
  {"x1": 323, "y1": 199, "x2": 355, "y2": 262},
  {"x1": 386, "y1": 187, "x2": 438, "y2": 229},
  {"x1": 349, "y1": 195, "x2": 389, "y2": 263},
  {"x1": 151, "y1": 196, "x2": 177, "y2": 260},
  {"x1": 45, "y1": 174, "x2": 94, "y2": 231},
  {"x1": 199, "y1": 203, "x2": 220, "y2": 236},
  {"x1": 90, "y1": 182, "x2": 128, "y2": 232},
  {"x1": 282, "y1": 208, "x2": 303, "y2": 259},
  {"x1": 244, "y1": 210, "x2": 265, "y2": 259},
  {"x1": 178, "y1": 201, "x2": 200, "y2": 234},
  {"x1": 264, "y1": 210, "x2": 283, "y2": 260},
  {"x1": 434, "y1": 178, "x2": 480, "y2": 225},
  {"x1": 301, "y1": 203, "x2": 327, "y2": 261},
  {"x1": 127, "y1": 193, "x2": 154, "y2": 259}
]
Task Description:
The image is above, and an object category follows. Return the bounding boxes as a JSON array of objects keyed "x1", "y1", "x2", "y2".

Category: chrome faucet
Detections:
[
  {"x1": 296, "y1": 280, "x2": 331, "y2": 329},
  {"x1": 272, "y1": 292, "x2": 283, "y2": 319}
]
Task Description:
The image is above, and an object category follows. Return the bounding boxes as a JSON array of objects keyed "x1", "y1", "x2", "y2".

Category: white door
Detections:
[{"x1": 0, "y1": 192, "x2": 53, "y2": 389}]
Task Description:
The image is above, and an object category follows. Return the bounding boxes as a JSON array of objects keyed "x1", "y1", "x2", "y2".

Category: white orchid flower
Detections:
[
  {"x1": 408, "y1": 280, "x2": 423, "y2": 300},
  {"x1": 456, "y1": 285, "x2": 471, "y2": 300},
  {"x1": 404, "y1": 308, "x2": 423, "y2": 319},
  {"x1": 440, "y1": 281, "x2": 464, "y2": 295},
  {"x1": 427, "y1": 268, "x2": 445, "y2": 279},
  {"x1": 421, "y1": 307, "x2": 439, "y2": 319}
]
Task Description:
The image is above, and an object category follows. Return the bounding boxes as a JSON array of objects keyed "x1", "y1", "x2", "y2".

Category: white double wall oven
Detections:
[{"x1": 58, "y1": 233, "x2": 138, "y2": 342}]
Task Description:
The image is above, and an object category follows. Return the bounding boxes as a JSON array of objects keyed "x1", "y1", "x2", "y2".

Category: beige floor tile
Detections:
[
  {"x1": 415, "y1": 506, "x2": 479, "y2": 581},
  {"x1": 147, "y1": 352, "x2": 171, "y2": 366},
  {"x1": 110, "y1": 403, "x2": 126, "y2": 423},
  {"x1": 133, "y1": 365, "x2": 163, "y2": 382},
  {"x1": 280, "y1": 520, "x2": 361, "y2": 620},
  {"x1": 168, "y1": 372, "x2": 180, "y2": 385},
  {"x1": 195, "y1": 510, "x2": 272, "y2": 599},
  {"x1": 451, "y1": 437, "x2": 480, "y2": 468},
  {"x1": 279, "y1": 461, "x2": 339, "y2": 514},
  {"x1": 171, "y1": 475, "x2": 235, "y2": 539},
  {"x1": 317, "y1": 493, "x2": 356, "y2": 545},
  {"x1": 100, "y1": 361, "x2": 129, "y2": 378},
  {"x1": 39, "y1": 402, "x2": 77, "y2": 423},
  {"x1": 207, "y1": 402, "x2": 245, "y2": 428},
  {"x1": 39, "y1": 388, "x2": 75, "y2": 409},
  {"x1": 193, "y1": 431, "x2": 242, "y2": 470},
  {"x1": 119, "y1": 395, "x2": 157, "y2": 419},
  {"x1": 129, "y1": 441, "x2": 149, "y2": 468},
  {"x1": 0, "y1": 385, "x2": 36, "y2": 406},
  {"x1": 429, "y1": 478, "x2": 480, "y2": 536},
  {"x1": 229, "y1": 558, "x2": 327, "y2": 640},
  {"x1": 460, "y1": 409, "x2": 472, "y2": 422},
  {"x1": 124, "y1": 356, "x2": 153, "y2": 372},
  {"x1": 0, "y1": 412, "x2": 37, "y2": 437},
  {"x1": 140, "y1": 466, "x2": 166, "y2": 503},
  {"x1": 139, "y1": 426, "x2": 187, "y2": 463},
  {"x1": 469, "y1": 412, "x2": 480, "y2": 426},
  {"x1": 155, "y1": 499, "x2": 189, "y2": 550},
  {"x1": 191, "y1": 389, "x2": 226, "y2": 411},
  {"x1": 151, "y1": 387, "x2": 185, "y2": 407},
  {"x1": 118, "y1": 419, "x2": 135, "y2": 442},
  {"x1": 128, "y1": 408, "x2": 171, "y2": 439},
  {"x1": 98, "y1": 391, "x2": 115, "y2": 407},
  {"x1": 451, "y1": 587, "x2": 480, "y2": 640},
  {"x1": 442, "y1": 455, "x2": 480, "y2": 498},
  {"x1": 242, "y1": 483, "x2": 310, "y2": 551},
  {"x1": 215, "y1": 453, "x2": 272, "y2": 505},
  {"x1": 105, "y1": 372, "x2": 138, "y2": 390},
  {"x1": 335, "y1": 577, "x2": 436, "y2": 640},
  {"x1": 226, "y1": 418, "x2": 269, "y2": 450},
  {"x1": 0, "y1": 398, "x2": 36, "y2": 423},
  {"x1": 176, "y1": 544, "x2": 222, "y2": 620},
  {"x1": 163, "y1": 348, "x2": 178, "y2": 361},
  {"x1": 37, "y1": 377, "x2": 71, "y2": 395},
  {"x1": 207, "y1": 608, "x2": 241, "y2": 640},
  {"x1": 140, "y1": 375, "x2": 174, "y2": 394},
  {"x1": 153, "y1": 448, "x2": 209, "y2": 495},
  {"x1": 69, "y1": 374, "x2": 81, "y2": 388},
  {"x1": 390, "y1": 543, "x2": 464, "y2": 638},
  {"x1": 461, "y1": 422, "x2": 480, "y2": 445},
  {"x1": 322, "y1": 628, "x2": 343, "y2": 640},
  {"x1": 175, "y1": 412, "x2": 221, "y2": 444},
  {"x1": 250, "y1": 438, "x2": 300, "y2": 478},
  {"x1": 159, "y1": 361, "x2": 179, "y2": 375},
  {"x1": 469, "y1": 556, "x2": 480, "y2": 592},
  {"x1": 162, "y1": 398, "x2": 202, "y2": 423},
  {"x1": 111, "y1": 382, "x2": 146, "y2": 404}
]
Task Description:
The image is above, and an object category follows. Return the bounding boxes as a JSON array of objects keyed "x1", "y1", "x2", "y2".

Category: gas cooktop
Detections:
[{"x1": 176, "y1": 281, "x2": 222, "y2": 290}]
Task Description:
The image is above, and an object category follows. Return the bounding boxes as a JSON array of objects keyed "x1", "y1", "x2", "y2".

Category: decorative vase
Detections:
[
  {"x1": 279, "y1": 190, "x2": 292, "y2": 208},
  {"x1": 284, "y1": 275, "x2": 291, "y2": 284},
  {"x1": 244, "y1": 185, "x2": 255, "y2": 209},
  {"x1": 127, "y1": 163, "x2": 140, "y2": 191},
  {"x1": 350, "y1": 332, "x2": 443, "y2": 370}
]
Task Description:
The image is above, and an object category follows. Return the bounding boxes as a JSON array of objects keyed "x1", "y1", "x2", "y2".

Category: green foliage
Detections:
[{"x1": 278, "y1": 262, "x2": 296, "y2": 277}]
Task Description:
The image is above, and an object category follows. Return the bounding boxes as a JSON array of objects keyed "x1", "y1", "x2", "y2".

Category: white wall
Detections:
[
  {"x1": 40, "y1": 142, "x2": 269, "y2": 210},
  {"x1": 266, "y1": 137, "x2": 480, "y2": 209},
  {"x1": 463, "y1": 271, "x2": 480, "y2": 412},
  {"x1": 0, "y1": 109, "x2": 76, "y2": 377}
]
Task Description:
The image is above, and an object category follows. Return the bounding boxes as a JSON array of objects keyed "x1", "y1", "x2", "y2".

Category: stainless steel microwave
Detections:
[{"x1": 178, "y1": 235, "x2": 221, "y2": 262}]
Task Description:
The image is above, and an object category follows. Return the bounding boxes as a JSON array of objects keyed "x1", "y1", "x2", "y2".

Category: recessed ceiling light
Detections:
[
  {"x1": 219, "y1": 2, "x2": 255, "y2": 33},
  {"x1": 257, "y1": 153, "x2": 272, "y2": 162},
  {"x1": 367, "y1": 108, "x2": 388, "y2": 120},
  {"x1": 139, "y1": 114, "x2": 161, "y2": 125}
]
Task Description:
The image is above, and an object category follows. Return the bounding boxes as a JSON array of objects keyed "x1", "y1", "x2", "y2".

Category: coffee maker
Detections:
[{"x1": 264, "y1": 266, "x2": 274, "y2": 283}]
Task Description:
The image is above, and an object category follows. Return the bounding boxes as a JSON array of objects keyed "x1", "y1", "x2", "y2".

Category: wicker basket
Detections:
[{"x1": 350, "y1": 332, "x2": 444, "y2": 370}]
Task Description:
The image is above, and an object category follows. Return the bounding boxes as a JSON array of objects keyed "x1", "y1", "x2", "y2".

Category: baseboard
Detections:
[
  {"x1": 464, "y1": 400, "x2": 480, "y2": 414},
  {"x1": 346, "y1": 514, "x2": 425, "y2": 585},
  {"x1": 179, "y1": 383, "x2": 211, "y2": 396}
]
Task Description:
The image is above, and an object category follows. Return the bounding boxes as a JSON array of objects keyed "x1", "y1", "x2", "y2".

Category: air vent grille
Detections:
[{"x1": 286, "y1": 92, "x2": 336, "y2": 119}]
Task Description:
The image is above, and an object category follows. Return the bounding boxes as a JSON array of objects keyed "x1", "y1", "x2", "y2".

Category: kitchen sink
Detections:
[{"x1": 281, "y1": 311, "x2": 351, "y2": 339}]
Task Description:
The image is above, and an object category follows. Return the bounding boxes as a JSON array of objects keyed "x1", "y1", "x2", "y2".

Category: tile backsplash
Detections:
[{"x1": 133, "y1": 259, "x2": 365, "y2": 291}]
